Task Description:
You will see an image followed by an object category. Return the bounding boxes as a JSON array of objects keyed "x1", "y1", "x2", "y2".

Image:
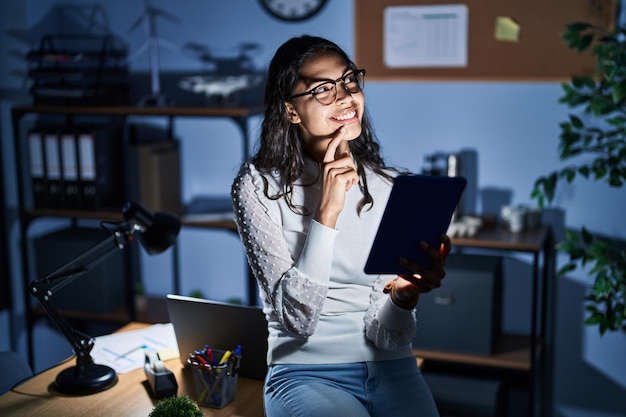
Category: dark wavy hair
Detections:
[{"x1": 252, "y1": 35, "x2": 396, "y2": 215}]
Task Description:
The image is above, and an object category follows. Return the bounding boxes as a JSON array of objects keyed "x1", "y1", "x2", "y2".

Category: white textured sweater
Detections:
[{"x1": 231, "y1": 157, "x2": 417, "y2": 366}]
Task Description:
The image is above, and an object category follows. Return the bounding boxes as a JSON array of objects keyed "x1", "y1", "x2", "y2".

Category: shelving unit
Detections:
[
  {"x1": 1, "y1": 136, "x2": 10, "y2": 312},
  {"x1": 11, "y1": 104, "x2": 262, "y2": 368},
  {"x1": 414, "y1": 226, "x2": 555, "y2": 417}
]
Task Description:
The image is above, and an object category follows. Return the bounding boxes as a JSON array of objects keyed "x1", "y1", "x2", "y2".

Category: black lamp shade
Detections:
[
  {"x1": 139, "y1": 211, "x2": 181, "y2": 255},
  {"x1": 122, "y1": 201, "x2": 181, "y2": 255}
]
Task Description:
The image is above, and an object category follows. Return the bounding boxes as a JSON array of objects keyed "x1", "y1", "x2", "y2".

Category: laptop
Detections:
[{"x1": 166, "y1": 294, "x2": 268, "y2": 380}]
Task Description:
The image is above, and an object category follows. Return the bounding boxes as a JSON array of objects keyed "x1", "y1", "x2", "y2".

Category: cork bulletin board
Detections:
[{"x1": 355, "y1": 0, "x2": 618, "y2": 81}]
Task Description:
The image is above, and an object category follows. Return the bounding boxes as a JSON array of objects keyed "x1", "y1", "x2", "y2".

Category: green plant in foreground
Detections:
[
  {"x1": 188, "y1": 289, "x2": 205, "y2": 299},
  {"x1": 531, "y1": 22, "x2": 626, "y2": 335},
  {"x1": 148, "y1": 395, "x2": 204, "y2": 417}
]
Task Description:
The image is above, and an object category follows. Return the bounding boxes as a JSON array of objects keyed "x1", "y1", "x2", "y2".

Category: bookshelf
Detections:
[
  {"x1": 416, "y1": 226, "x2": 556, "y2": 417},
  {"x1": 11, "y1": 104, "x2": 262, "y2": 368}
]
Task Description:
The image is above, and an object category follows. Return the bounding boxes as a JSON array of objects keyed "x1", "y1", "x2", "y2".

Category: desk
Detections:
[{"x1": 0, "y1": 323, "x2": 264, "y2": 417}]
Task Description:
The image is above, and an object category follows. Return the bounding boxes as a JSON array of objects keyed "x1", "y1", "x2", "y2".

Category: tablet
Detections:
[{"x1": 364, "y1": 174, "x2": 467, "y2": 275}]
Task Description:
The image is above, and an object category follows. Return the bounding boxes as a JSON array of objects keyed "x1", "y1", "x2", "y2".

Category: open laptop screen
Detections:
[{"x1": 166, "y1": 294, "x2": 268, "y2": 380}]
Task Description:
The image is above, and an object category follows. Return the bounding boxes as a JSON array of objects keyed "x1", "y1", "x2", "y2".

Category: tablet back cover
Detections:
[{"x1": 364, "y1": 174, "x2": 467, "y2": 275}]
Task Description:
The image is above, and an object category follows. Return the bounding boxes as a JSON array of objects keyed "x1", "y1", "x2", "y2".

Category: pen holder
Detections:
[{"x1": 188, "y1": 350, "x2": 240, "y2": 408}]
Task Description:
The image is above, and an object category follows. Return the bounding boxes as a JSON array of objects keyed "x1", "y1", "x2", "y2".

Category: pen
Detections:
[
  {"x1": 194, "y1": 353, "x2": 209, "y2": 366},
  {"x1": 188, "y1": 359, "x2": 212, "y2": 369},
  {"x1": 207, "y1": 367, "x2": 225, "y2": 404},
  {"x1": 114, "y1": 344, "x2": 147, "y2": 361},
  {"x1": 196, "y1": 373, "x2": 212, "y2": 403},
  {"x1": 218, "y1": 350, "x2": 232, "y2": 365}
]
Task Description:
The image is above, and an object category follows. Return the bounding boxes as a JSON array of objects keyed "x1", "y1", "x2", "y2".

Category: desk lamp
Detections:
[{"x1": 30, "y1": 201, "x2": 181, "y2": 395}]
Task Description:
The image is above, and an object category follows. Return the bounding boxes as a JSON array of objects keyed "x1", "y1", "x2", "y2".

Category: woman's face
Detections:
[{"x1": 285, "y1": 52, "x2": 365, "y2": 162}]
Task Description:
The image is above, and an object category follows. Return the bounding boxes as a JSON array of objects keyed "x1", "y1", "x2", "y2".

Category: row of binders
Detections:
[{"x1": 27, "y1": 126, "x2": 124, "y2": 211}]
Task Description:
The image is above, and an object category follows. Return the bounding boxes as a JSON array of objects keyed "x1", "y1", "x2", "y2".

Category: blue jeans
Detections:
[{"x1": 263, "y1": 357, "x2": 439, "y2": 417}]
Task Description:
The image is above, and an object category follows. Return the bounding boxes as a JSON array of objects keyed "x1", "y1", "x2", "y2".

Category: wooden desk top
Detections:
[{"x1": 0, "y1": 323, "x2": 264, "y2": 417}]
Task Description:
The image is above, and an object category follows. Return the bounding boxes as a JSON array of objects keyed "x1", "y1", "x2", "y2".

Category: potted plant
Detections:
[
  {"x1": 531, "y1": 22, "x2": 626, "y2": 335},
  {"x1": 188, "y1": 289, "x2": 205, "y2": 299},
  {"x1": 148, "y1": 395, "x2": 204, "y2": 417}
]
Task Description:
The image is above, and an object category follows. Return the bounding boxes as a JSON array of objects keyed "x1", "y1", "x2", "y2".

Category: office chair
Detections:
[{"x1": 0, "y1": 351, "x2": 33, "y2": 395}]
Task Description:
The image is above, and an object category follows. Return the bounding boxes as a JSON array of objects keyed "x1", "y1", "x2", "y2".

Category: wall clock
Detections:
[{"x1": 259, "y1": 0, "x2": 328, "y2": 22}]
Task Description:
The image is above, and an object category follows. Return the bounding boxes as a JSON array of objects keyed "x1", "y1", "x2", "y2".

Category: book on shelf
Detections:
[
  {"x1": 27, "y1": 130, "x2": 47, "y2": 209},
  {"x1": 60, "y1": 131, "x2": 81, "y2": 210},
  {"x1": 43, "y1": 130, "x2": 63, "y2": 209},
  {"x1": 77, "y1": 130, "x2": 98, "y2": 210},
  {"x1": 76, "y1": 126, "x2": 124, "y2": 211}
]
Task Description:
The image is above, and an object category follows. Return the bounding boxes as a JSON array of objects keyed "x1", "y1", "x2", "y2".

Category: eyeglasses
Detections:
[{"x1": 289, "y1": 69, "x2": 366, "y2": 105}]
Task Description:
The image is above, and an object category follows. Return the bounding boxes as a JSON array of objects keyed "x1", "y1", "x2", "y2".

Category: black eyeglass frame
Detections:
[{"x1": 289, "y1": 69, "x2": 366, "y2": 104}]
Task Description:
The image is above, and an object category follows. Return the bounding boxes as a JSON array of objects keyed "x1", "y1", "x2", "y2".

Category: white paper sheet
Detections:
[
  {"x1": 384, "y1": 4, "x2": 468, "y2": 68},
  {"x1": 91, "y1": 323, "x2": 179, "y2": 374}
]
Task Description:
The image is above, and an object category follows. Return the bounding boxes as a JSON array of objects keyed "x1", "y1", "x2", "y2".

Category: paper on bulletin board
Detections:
[
  {"x1": 383, "y1": 4, "x2": 468, "y2": 68},
  {"x1": 495, "y1": 16, "x2": 520, "y2": 42}
]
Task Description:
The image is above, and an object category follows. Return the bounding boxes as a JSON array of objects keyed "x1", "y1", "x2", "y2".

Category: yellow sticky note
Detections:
[
  {"x1": 156, "y1": 347, "x2": 179, "y2": 361},
  {"x1": 495, "y1": 16, "x2": 520, "y2": 42}
]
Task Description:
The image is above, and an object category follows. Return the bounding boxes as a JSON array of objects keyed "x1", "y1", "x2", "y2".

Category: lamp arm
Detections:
[
  {"x1": 30, "y1": 222, "x2": 136, "y2": 364},
  {"x1": 31, "y1": 281, "x2": 99, "y2": 366}
]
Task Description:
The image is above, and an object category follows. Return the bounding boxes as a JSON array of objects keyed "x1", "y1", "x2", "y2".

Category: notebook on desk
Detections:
[{"x1": 165, "y1": 294, "x2": 268, "y2": 380}]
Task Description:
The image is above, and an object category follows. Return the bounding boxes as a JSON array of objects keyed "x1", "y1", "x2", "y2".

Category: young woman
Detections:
[{"x1": 231, "y1": 35, "x2": 448, "y2": 416}]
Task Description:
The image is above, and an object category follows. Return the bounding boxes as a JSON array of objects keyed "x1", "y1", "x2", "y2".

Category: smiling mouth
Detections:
[{"x1": 332, "y1": 110, "x2": 357, "y2": 121}]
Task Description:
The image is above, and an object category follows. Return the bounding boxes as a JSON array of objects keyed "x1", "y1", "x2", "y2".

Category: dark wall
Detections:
[{"x1": 0, "y1": 131, "x2": 10, "y2": 311}]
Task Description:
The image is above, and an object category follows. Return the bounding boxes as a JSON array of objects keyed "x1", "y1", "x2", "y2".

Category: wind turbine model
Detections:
[{"x1": 128, "y1": 0, "x2": 181, "y2": 106}]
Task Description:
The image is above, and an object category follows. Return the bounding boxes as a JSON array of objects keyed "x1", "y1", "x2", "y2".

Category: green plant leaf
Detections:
[
  {"x1": 565, "y1": 22, "x2": 593, "y2": 33},
  {"x1": 559, "y1": 85, "x2": 590, "y2": 107},
  {"x1": 609, "y1": 172, "x2": 624, "y2": 187},
  {"x1": 530, "y1": 173, "x2": 559, "y2": 206},
  {"x1": 570, "y1": 114, "x2": 585, "y2": 129},
  {"x1": 612, "y1": 81, "x2": 626, "y2": 103},
  {"x1": 579, "y1": 34, "x2": 595, "y2": 51},
  {"x1": 535, "y1": 21, "x2": 626, "y2": 336},
  {"x1": 584, "y1": 313, "x2": 601, "y2": 326},
  {"x1": 557, "y1": 263, "x2": 578, "y2": 275},
  {"x1": 592, "y1": 159, "x2": 608, "y2": 179},
  {"x1": 563, "y1": 168, "x2": 578, "y2": 182}
]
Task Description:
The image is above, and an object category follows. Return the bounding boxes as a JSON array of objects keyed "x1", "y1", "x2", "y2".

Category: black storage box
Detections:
[
  {"x1": 423, "y1": 372, "x2": 502, "y2": 417},
  {"x1": 33, "y1": 226, "x2": 126, "y2": 313},
  {"x1": 413, "y1": 253, "x2": 502, "y2": 356}
]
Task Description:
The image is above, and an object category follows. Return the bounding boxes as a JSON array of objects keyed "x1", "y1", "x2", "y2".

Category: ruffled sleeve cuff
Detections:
[{"x1": 378, "y1": 297, "x2": 417, "y2": 331}]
